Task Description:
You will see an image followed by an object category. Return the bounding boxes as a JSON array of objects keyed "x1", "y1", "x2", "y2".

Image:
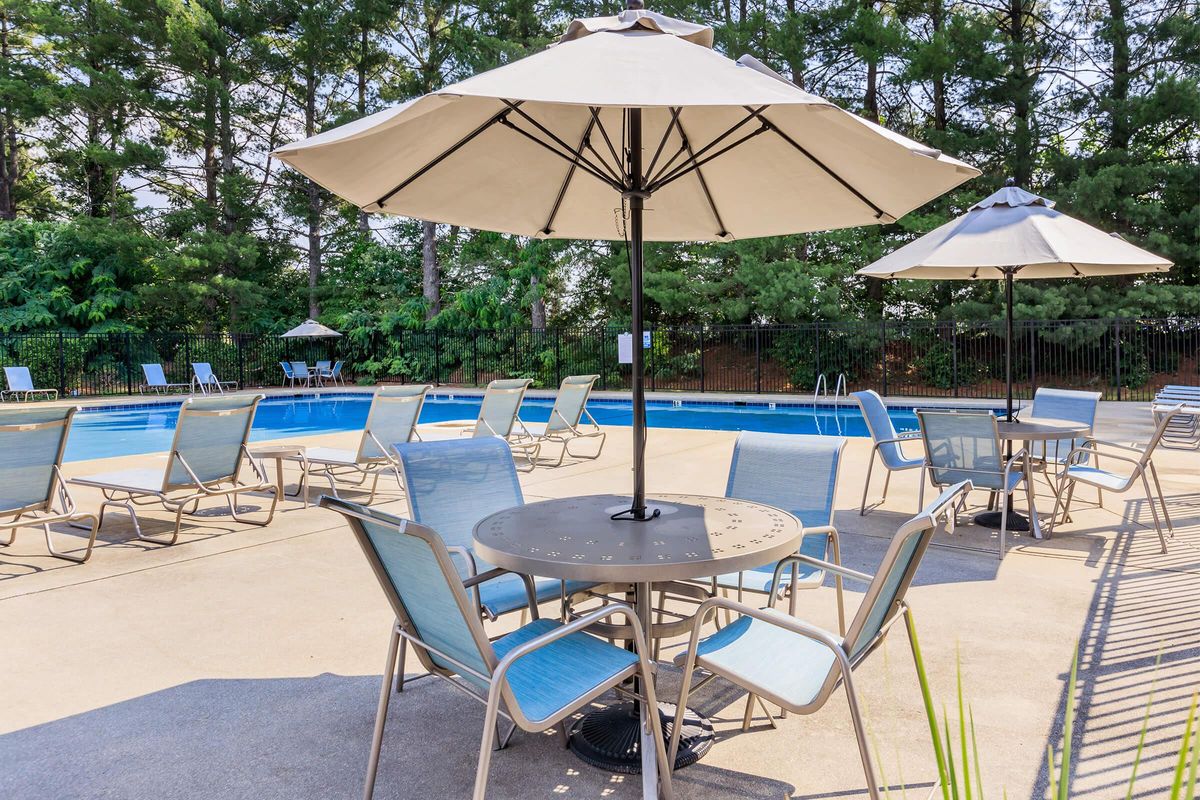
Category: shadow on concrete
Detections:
[
  {"x1": 0, "y1": 671, "x2": 797, "y2": 800},
  {"x1": 1034, "y1": 491, "x2": 1200, "y2": 799}
]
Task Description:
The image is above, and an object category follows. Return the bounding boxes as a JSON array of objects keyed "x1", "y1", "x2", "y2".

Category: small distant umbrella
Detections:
[{"x1": 280, "y1": 319, "x2": 343, "y2": 339}]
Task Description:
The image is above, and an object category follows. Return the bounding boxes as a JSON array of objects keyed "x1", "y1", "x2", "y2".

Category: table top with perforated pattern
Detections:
[{"x1": 472, "y1": 493, "x2": 802, "y2": 583}]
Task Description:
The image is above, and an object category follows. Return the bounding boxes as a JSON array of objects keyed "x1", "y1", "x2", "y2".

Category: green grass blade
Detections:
[
  {"x1": 958, "y1": 649, "x2": 972, "y2": 800},
  {"x1": 906, "y1": 612, "x2": 952, "y2": 800},
  {"x1": 945, "y1": 709, "x2": 960, "y2": 800},
  {"x1": 1188, "y1": 703, "x2": 1199, "y2": 800},
  {"x1": 1171, "y1": 692, "x2": 1198, "y2": 799},
  {"x1": 970, "y1": 705, "x2": 984, "y2": 800},
  {"x1": 1125, "y1": 651, "x2": 1163, "y2": 800},
  {"x1": 1058, "y1": 644, "x2": 1079, "y2": 800},
  {"x1": 1046, "y1": 745, "x2": 1058, "y2": 800}
]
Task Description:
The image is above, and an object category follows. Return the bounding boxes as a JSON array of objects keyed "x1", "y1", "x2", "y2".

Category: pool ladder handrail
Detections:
[
  {"x1": 812, "y1": 372, "x2": 848, "y2": 410},
  {"x1": 813, "y1": 373, "x2": 848, "y2": 435}
]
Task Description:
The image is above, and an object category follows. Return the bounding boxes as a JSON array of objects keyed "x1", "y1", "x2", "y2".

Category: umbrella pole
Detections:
[
  {"x1": 1005, "y1": 269, "x2": 1015, "y2": 422},
  {"x1": 628, "y1": 108, "x2": 649, "y2": 520}
]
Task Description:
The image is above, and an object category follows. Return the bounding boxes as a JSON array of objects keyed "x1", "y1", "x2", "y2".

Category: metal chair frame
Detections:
[
  {"x1": 0, "y1": 408, "x2": 99, "y2": 562},
  {"x1": 668, "y1": 482, "x2": 972, "y2": 799},
  {"x1": 321, "y1": 497, "x2": 673, "y2": 800}
]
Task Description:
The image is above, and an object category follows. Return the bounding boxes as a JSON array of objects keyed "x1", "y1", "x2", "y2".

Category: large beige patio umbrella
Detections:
[
  {"x1": 857, "y1": 183, "x2": 1172, "y2": 420},
  {"x1": 273, "y1": 3, "x2": 978, "y2": 524}
]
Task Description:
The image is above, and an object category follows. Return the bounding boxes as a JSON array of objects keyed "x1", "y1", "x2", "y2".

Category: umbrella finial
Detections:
[
  {"x1": 1004, "y1": 176, "x2": 1017, "y2": 187},
  {"x1": 626, "y1": 0, "x2": 645, "y2": 9}
]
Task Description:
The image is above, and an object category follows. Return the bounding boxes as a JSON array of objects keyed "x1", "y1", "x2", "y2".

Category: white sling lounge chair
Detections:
[
  {"x1": 287, "y1": 385, "x2": 429, "y2": 503},
  {"x1": 70, "y1": 395, "x2": 277, "y2": 545},
  {"x1": 0, "y1": 406, "x2": 98, "y2": 562},
  {"x1": 140, "y1": 364, "x2": 190, "y2": 395},
  {"x1": 191, "y1": 362, "x2": 238, "y2": 394},
  {"x1": 520, "y1": 374, "x2": 606, "y2": 466},
  {"x1": 467, "y1": 378, "x2": 539, "y2": 470},
  {"x1": 2, "y1": 366, "x2": 58, "y2": 401}
]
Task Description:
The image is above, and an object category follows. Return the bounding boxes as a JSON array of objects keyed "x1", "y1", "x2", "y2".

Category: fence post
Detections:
[
  {"x1": 554, "y1": 328, "x2": 561, "y2": 387},
  {"x1": 125, "y1": 332, "x2": 133, "y2": 395},
  {"x1": 880, "y1": 318, "x2": 889, "y2": 396},
  {"x1": 952, "y1": 321, "x2": 959, "y2": 398},
  {"x1": 754, "y1": 326, "x2": 762, "y2": 394},
  {"x1": 1114, "y1": 319, "x2": 1122, "y2": 400},
  {"x1": 58, "y1": 331, "x2": 66, "y2": 395},
  {"x1": 237, "y1": 334, "x2": 246, "y2": 390},
  {"x1": 814, "y1": 320, "x2": 821, "y2": 384},
  {"x1": 649, "y1": 324, "x2": 656, "y2": 392},
  {"x1": 1028, "y1": 322, "x2": 1036, "y2": 397},
  {"x1": 698, "y1": 325, "x2": 705, "y2": 393},
  {"x1": 433, "y1": 329, "x2": 441, "y2": 387},
  {"x1": 472, "y1": 330, "x2": 479, "y2": 386}
]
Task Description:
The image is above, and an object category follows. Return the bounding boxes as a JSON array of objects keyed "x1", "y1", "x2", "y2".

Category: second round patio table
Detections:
[
  {"x1": 473, "y1": 493, "x2": 802, "y2": 789},
  {"x1": 975, "y1": 417, "x2": 1091, "y2": 537}
]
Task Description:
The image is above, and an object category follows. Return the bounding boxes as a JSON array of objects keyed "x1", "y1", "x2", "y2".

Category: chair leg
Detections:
[
  {"x1": 1138, "y1": 472, "x2": 1168, "y2": 554},
  {"x1": 1148, "y1": 461, "x2": 1174, "y2": 535},
  {"x1": 917, "y1": 469, "x2": 926, "y2": 511},
  {"x1": 859, "y1": 453, "x2": 876, "y2": 515},
  {"x1": 42, "y1": 514, "x2": 99, "y2": 563},
  {"x1": 1062, "y1": 481, "x2": 1077, "y2": 524},
  {"x1": 998, "y1": 492, "x2": 1009, "y2": 561},
  {"x1": 394, "y1": 634, "x2": 407, "y2": 693},
  {"x1": 842, "y1": 669, "x2": 882, "y2": 800},
  {"x1": 472, "y1": 687, "x2": 503, "y2": 800},
  {"x1": 364, "y1": 626, "x2": 402, "y2": 800}
]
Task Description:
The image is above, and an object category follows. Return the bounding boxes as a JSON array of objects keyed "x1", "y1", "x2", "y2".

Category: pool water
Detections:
[{"x1": 63, "y1": 393, "x2": 931, "y2": 462}]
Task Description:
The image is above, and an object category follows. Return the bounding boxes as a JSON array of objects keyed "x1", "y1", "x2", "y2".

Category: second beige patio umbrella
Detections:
[{"x1": 858, "y1": 182, "x2": 1172, "y2": 420}]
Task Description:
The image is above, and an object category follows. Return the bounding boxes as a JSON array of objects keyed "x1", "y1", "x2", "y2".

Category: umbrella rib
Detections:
[
  {"x1": 540, "y1": 115, "x2": 598, "y2": 236},
  {"x1": 643, "y1": 107, "x2": 682, "y2": 184},
  {"x1": 646, "y1": 106, "x2": 769, "y2": 191},
  {"x1": 675, "y1": 117, "x2": 729, "y2": 238},
  {"x1": 372, "y1": 103, "x2": 519, "y2": 210},
  {"x1": 647, "y1": 123, "x2": 770, "y2": 195},
  {"x1": 588, "y1": 107, "x2": 625, "y2": 182},
  {"x1": 502, "y1": 101, "x2": 624, "y2": 189},
  {"x1": 498, "y1": 116, "x2": 625, "y2": 192},
  {"x1": 756, "y1": 110, "x2": 891, "y2": 222}
]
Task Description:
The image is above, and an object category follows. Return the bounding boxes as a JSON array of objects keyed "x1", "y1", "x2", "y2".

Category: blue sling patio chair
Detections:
[
  {"x1": 279, "y1": 361, "x2": 297, "y2": 386},
  {"x1": 668, "y1": 481, "x2": 973, "y2": 800},
  {"x1": 1048, "y1": 405, "x2": 1181, "y2": 553},
  {"x1": 319, "y1": 496, "x2": 673, "y2": 800},
  {"x1": 287, "y1": 385, "x2": 429, "y2": 503},
  {"x1": 140, "y1": 363, "x2": 189, "y2": 395},
  {"x1": 289, "y1": 361, "x2": 315, "y2": 388},
  {"x1": 710, "y1": 432, "x2": 849, "y2": 632},
  {"x1": 393, "y1": 437, "x2": 597, "y2": 632},
  {"x1": 851, "y1": 390, "x2": 924, "y2": 515},
  {"x1": 70, "y1": 395, "x2": 277, "y2": 545},
  {"x1": 0, "y1": 406, "x2": 98, "y2": 563},
  {"x1": 1021, "y1": 387, "x2": 1102, "y2": 495},
  {"x1": 2, "y1": 366, "x2": 58, "y2": 402},
  {"x1": 191, "y1": 362, "x2": 238, "y2": 395},
  {"x1": 916, "y1": 409, "x2": 1033, "y2": 559}
]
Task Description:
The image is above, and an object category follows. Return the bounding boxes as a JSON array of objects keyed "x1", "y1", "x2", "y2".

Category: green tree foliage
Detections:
[{"x1": 0, "y1": 0, "x2": 1193, "y2": 334}]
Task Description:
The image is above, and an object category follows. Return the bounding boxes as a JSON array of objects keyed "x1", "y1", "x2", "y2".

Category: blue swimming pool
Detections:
[{"x1": 62, "y1": 392, "x2": 949, "y2": 462}]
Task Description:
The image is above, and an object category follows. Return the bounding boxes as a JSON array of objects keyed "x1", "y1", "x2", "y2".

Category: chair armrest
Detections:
[
  {"x1": 1065, "y1": 448, "x2": 1143, "y2": 470},
  {"x1": 1003, "y1": 447, "x2": 1028, "y2": 474},
  {"x1": 462, "y1": 567, "x2": 514, "y2": 589},
  {"x1": 772, "y1": 553, "x2": 873, "y2": 585},
  {"x1": 689, "y1": 596, "x2": 845, "y2": 655}
]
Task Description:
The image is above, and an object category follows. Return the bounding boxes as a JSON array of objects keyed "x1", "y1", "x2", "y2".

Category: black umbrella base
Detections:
[
  {"x1": 569, "y1": 701, "x2": 713, "y2": 773},
  {"x1": 974, "y1": 510, "x2": 1031, "y2": 532}
]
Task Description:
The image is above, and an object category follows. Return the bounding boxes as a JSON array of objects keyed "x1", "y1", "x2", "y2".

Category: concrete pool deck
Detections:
[{"x1": 1, "y1": 396, "x2": 1196, "y2": 799}]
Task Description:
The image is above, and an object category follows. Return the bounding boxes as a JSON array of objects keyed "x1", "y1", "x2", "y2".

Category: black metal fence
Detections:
[{"x1": 1, "y1": 318, "x2": 1196, "y2": 401}]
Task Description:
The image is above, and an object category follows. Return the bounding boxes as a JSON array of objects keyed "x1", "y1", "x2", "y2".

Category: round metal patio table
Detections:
[
  {"x1": 474, "y1": 493, "x2": 802, "y2": 782},
  {"x1": 974, "y1": 417, "x2": 1090, "y2": 537}
]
